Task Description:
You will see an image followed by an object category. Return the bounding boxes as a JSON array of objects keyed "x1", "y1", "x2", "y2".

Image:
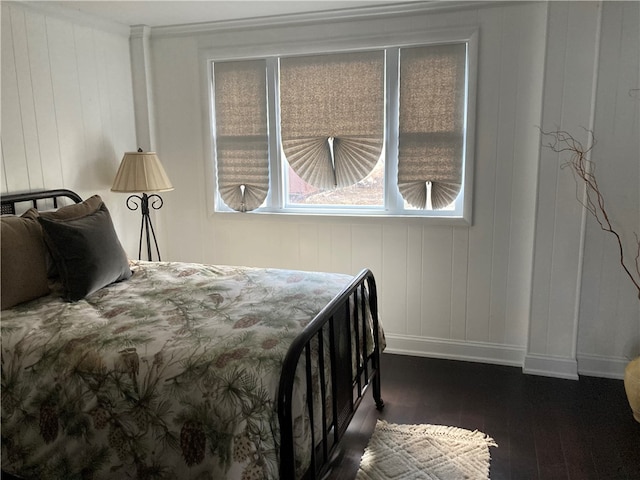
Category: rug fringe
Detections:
[{"x1": 376, "y1": 419, "x2": 498, "y2": 448}]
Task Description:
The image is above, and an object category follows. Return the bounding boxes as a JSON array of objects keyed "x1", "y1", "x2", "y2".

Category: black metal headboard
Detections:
[{"x1": 1, "y1": 189, "x2": 83, "y2": 215}]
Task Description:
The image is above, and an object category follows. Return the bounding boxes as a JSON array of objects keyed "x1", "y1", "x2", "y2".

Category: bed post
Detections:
[{"x1": 366, "y1": 274, "x2": 384, "y2": 411}]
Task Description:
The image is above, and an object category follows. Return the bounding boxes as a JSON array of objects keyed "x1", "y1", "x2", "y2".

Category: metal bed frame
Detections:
[
  {"x1": 1, "y1": 189, "x2": 384, "y2": 480},
  {"x1": 1, "y1": 189, "x2": 82, "y2": 215},
  {"x1": 279, "y1": 268, "x2": 384, "y2": 479}
]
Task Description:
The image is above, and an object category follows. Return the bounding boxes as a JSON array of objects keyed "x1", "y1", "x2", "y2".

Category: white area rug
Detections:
[{"x1": 356, "y1": 420, "x2": 497, "y2": 480}]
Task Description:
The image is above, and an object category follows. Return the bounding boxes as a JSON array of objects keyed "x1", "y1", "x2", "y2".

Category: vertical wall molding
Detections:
[
  {"x1": 130, "y1": 25, "x2": 155, "y2": 151},
  {"x1": 525, "y1": 1, "x2": 603, "y2": 380},
  {"x1": 576, "y1": 0, "x2": 640, "y2": 374}
]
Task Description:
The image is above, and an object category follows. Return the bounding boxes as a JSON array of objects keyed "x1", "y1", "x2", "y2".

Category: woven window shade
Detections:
[
  {"x1": 214, "y1": 60, "x2": 269, "y2": 212},
  {"x1": 280, "y1": 51, "x2": 384, "y2": 189},
  {"x1": 398, "y1": 44, "x2": 466, "y2": 209}
]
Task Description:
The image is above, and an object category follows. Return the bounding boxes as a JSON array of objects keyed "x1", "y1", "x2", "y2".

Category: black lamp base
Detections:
[{"x1": 126, "y1": 193, "x2": 164, "y2": 261}]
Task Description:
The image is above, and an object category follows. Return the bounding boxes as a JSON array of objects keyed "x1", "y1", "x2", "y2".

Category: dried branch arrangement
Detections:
[{"x1": 541, "y1": 129, "x2": 640, "y2": 300}]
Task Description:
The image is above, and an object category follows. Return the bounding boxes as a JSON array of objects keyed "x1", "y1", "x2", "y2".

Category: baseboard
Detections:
[
  {"x1": 576, "y1": 353, "x2": 628, "y2": 380},
  {"x1": 523, "y1": 353, "x2": 579, "y2": 380},
  {"x1": 383, "y1": 335, "x2": 629, "y2": 380},
  {"x1": 383, "y1": 333, "x2": 526, "y2": 368}
]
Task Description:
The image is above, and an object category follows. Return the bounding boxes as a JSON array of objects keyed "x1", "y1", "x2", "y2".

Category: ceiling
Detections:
[{"x1": 28, "y1": 1, "x2": 422, "y2": 28}]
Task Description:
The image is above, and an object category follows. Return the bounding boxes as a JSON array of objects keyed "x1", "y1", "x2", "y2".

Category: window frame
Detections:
[{"x1": 205, "y1": 27, "x2": 478, "y2": 224}]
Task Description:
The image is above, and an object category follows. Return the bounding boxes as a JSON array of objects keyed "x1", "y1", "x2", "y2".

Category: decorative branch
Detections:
[{"x1": 541, "y1": 129, "x2": 640, "y2": 300}]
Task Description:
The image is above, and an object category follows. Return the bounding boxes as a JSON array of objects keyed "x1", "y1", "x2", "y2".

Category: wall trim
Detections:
[
  {"x1": 151, "y1": 1, "x2": 505, "y2": 38},
  {"x1": 385, "y1": 335, "x2": 627, "y2": 380},
  {"x1": 129, "y1": 25, "x2": 156, "y2": 151},
  {"x1": 577, "y1": 354, "x2": 628, "y2": 380},
  {"x1": 384, "y1": 334, "x2": 526, "y2": 368},
  {"x1": 523, "y1": 353, "x2": 579, "y2": 380}
]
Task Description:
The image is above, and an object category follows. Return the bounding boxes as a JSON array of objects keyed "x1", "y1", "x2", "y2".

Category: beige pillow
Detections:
[
  {"x1": 1, "y1": 213, "x2": 50, "y2": 310},
  {"x1": 23, "y1": 194, "x2": 103, "y2": 221}
]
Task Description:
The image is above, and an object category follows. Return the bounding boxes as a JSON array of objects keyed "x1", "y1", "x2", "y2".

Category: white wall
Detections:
[
  {"x1": 527, "y1": 1, "x2": 639, "y2": 378},
  {"x1": 527, "y1": 1, "x2": 603, "y2": 379},
  {"x1": 0, "y1": 1, "x2": 140, "y2": 255},
  {"x1": 3, "y1": 1, "x2": 638, "y2": 379},
  {"x1": 145, "y1": 1, "x2": 639, "y2": 379},
  {"x1": 148, "y1": 1, "x2": 548, "y2": 370},
  {"x1": 576, "y1": 1, "x2": 640, "y2": 376}
]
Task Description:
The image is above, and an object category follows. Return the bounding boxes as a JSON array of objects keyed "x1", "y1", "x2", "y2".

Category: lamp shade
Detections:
[{"x1": 111, "y1": 151, "x2": 174, "y2": 193}]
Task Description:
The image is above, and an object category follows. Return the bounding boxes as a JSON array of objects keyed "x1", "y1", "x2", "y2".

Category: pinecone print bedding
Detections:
[{"x1": 1, "y1": 262, "x2": 376, "y2": 479}]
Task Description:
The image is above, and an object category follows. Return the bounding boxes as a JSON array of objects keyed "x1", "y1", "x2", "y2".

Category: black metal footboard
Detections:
[{"x1": 277, "y1": 269, "x2": 384, "y2": 480}]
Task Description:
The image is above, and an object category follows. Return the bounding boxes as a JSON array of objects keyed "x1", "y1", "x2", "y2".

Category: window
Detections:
[
  {"x1": 211, "y1": 36, "x2": 475, "y2": 221},
  {"x1": 214, "y1": 60, "x2": 269, "y2": 212},
  {"x1": 398, "y1": 44, "x2": 466, "y2": 211}
]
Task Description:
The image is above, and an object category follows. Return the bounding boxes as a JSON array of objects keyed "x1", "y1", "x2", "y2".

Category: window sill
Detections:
[{"x1": 211, "y1": 208, "x2": 472, "y2": 227}]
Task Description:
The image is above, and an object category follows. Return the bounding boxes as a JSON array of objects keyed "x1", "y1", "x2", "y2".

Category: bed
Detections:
[{"x1": 0, "y1": 189, "x2": 384, "y2": 480}]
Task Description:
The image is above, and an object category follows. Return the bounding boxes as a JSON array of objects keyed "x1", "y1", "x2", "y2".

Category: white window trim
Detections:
[{"x1": 201, "y1": 26, "x2": 478, "y2": 225}]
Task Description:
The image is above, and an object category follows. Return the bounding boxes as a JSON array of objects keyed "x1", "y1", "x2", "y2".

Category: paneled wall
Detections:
[
  {"x1": 146, "y1": 1, "x2": 638, "y2": 378},
  {"x1": 577, "y1": 1, "x2": 640, "y2": 376},
  {"x1": 3, "y1": 1, "x2": 637, "y2": 379},
  {"x1": 1, "y1": 1, "x2": 139, "y2": 255},
  {"x1": 148, "y1": 2, "x2": 548, "y2": 370},
  {"x1": 527, "y1": 1, "x2": 603, "y2": 379},
  {"x1": 527, "y1": 1, "x2": 639, "y2": 377}
]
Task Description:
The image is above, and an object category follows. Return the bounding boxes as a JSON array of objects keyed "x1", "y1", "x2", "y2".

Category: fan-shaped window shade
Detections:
[
  {"x1": 214, "y1": 60, "x2": 269, "y2": 212},
  {"x1": 280, "y1": 51, "x2": 384, "y2": 190},
  {"x1": 398, "y1": 44, "x2": 466, "y2": 210}
]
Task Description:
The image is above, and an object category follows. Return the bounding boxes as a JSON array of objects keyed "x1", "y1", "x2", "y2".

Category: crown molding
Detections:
[
  {"x1": 150, "y1": 1, "x2": 508, "y2": 38},
  {"x1": 130, "y1": 24, "x2": 151, "y2": 40}
]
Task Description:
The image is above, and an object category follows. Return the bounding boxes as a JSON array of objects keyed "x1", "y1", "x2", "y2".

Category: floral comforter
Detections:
[{"x1": 1, "y1": 262, "x2": 375, "y2": 480}]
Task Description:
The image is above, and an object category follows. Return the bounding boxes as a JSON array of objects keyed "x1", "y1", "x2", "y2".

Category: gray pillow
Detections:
[
  {"x1": 24, "y1": 195, "x2": 104, "y2": 277},
  {"x1": 38, "y1": 202, "x2": 132, "y2": 301}
]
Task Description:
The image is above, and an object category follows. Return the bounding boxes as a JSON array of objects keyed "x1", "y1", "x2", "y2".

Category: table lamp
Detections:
[{"x1": 111, "y1": 149, "x2": 174, "y2": 261}]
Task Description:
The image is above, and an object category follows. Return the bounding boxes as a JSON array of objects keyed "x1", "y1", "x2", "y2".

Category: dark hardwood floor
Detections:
[{"x1": 327, "y1": 353, "x2": 640, "y2": 480}]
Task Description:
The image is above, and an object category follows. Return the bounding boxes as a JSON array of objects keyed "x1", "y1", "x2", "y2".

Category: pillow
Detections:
[
  {"x1": 1, "y1": 213, "x2": 50, "y2": 310},
  {"x1": 38, "y1": 202, "x2": 132, "y2": 302},
  {"x1": 24, "y1": 195, "x2": 104, "y2": 277},
  {"x1": 24, "y1": 194, "x2": 103, "y2": 221}
]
